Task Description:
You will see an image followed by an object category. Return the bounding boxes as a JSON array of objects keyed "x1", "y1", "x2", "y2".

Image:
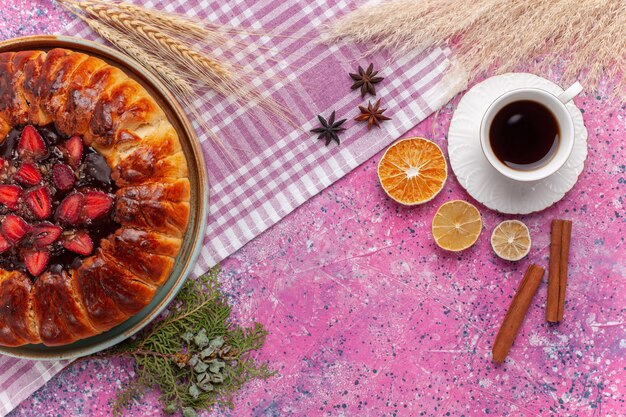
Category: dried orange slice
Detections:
[
  {"x1": 377, "y1": 137, "x2": 447, "y2": 205},
  {"x1": 491, "y1": 220, "x2": 531, "y2": 261},
  {"x1": 432, "y1": 200, "x2": 482, "y2": 251}
]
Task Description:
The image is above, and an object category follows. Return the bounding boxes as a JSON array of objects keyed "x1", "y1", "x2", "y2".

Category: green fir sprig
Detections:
[{"x1": 92, "y1": 268, "x2": 272, "y2": 416}]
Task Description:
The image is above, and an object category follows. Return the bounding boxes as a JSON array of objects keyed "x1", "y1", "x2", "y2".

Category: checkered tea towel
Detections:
[{"x1": 0, "y1": 0, "x2": 466, "y2": 414}]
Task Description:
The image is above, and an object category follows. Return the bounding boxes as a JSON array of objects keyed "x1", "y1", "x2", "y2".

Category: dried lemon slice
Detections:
[
  {"x1": 377, "y1": 137, "x2": 447, "y2": 205},
  {"x1": 491, "y1": 220, "x2": 531, "y2": 261},
  {"x1": 432, "y1": 200, "x2": 482, "y2": 251}
]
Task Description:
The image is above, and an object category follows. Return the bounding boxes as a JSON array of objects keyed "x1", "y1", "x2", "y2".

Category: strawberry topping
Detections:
[
  {"x1": 0, "y1": 233, "x2": 10, "y2": 253},
  {"x1": 14, "y1": 163, "x2": 42, "y2": 186},
  {"x1": 0, "y1": 184, "x2": 22, "y2": 210},
  {"x1": 65, "y1": 136, "x2": 83, "y2": 168},
  {"x1": 0, "y1": 125, "x2": 118, "y2": 278},
  {"x1": 24, "y1": 186, "x2": 52, "y2": 219},
  {"x1": 23, "y1": 250, "x2": 50, "y2": 276},
  {"x1": 1, "y1": 214, "x2": 29, "y2": 243},
  {"x1": 18, "y1": 125, "x2": 47, "y2": 160},
  {"x1": 31, "y1": 222, "x2": 63, "y2": 248},
  {"x1": 56, "y1": 193, "x2": 84, "y2": 225},
  {"x1": 62, "y1": 230, "x2": 93, "y2": 255},
  {"x1": 52, "y1": 163, "x2": 75, "y2": 190},
  {"x1": 82, "y1": 191, "x2": 113, "y2": 222}
]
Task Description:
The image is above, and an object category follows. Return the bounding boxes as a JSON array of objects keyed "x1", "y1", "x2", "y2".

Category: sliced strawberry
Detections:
[
  {"x1": 0, "y1": 233, "x2": 10, "y2": 253},
  {"x1": 23, "y1": 250, "x2": 49, "y2": 276},
  {"x1": 65, "y1": 136, "x2": 83, "y2": 168},
  {"x1": 24, "y1": 186, "x2": 52, "y2": 219},
  {"x1": 14, "y1": 163, "x2": 42, "y2": 186},
  {"x1": 18, "y1": 125, "x2": 47, "y2": 160},
  {"x1": 52, "y1": 163, "x2": 75, "y2": 190},
  {"x1": 62, "y1": 230, "x2": 93, "y2": 255},
  {"x1": 82, "y1": 191, "x2": 113, "y2": 221},
  {"x1": 56, "y1": 193, "x2": 84, "y2": 225},
  {"x1": 1, "y1": 214, "x2": 29, "y2": 243},
  {"x1": 31, "y1": 222, "x2": 63, "y2": 248},
  {"x1": 0, "y1": 184, "x2": 22, "y2": 210}
]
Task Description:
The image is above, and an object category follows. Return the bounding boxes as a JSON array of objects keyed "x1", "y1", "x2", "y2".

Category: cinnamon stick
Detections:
[
  {"x1": 557, "y1": 220, "x2": 572, "y2": 321},
  {"x1": 546, "y1": 220, "x2": 563, "y2": 322},
  {"x1": 492, "y1": 264, "x2": 545, "y2": 364},
  {"x1": 546, "y1": 219, "x2": 572, "y2": 323}
]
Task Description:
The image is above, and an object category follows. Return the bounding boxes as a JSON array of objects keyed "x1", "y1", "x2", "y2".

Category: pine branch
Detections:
[{"x1": 94, "y1": 267, "x2": 273, "y2": 417}]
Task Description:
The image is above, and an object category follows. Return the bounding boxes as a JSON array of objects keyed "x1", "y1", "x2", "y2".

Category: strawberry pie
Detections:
[{"x1": 0, "y1": 48, "x2": 190, "y2": 346}]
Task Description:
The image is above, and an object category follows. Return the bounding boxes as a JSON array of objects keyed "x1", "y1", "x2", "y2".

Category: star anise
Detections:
[
  {"x1": 354, "y1": 99, "x2": 392, "y2": 130},
  {"x1": 310, "y1": 111, "x2": 347, "y2": 146},
  {"x1": 349, "y1": 63, "x2": 384, "y2": 97}
]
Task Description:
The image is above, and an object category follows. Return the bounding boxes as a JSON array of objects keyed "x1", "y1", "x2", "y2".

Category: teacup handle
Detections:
[{"x1": 557, "y1": 82, "x2": 583, "y2": 104}]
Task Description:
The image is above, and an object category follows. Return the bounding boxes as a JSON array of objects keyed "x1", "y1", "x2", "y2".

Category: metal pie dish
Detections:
[{"x1": 0, "y1": 35, "x2": 208, "y2": 360}]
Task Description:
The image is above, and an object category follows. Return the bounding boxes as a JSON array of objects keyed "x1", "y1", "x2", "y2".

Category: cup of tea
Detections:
[{"x1": 479, "y1": 82, "x2": 583, "y2": 182}]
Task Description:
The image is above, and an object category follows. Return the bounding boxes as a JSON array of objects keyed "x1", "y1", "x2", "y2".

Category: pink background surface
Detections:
[{"x1": 2, "y1": 1, "x2": 625, "y2": 416}]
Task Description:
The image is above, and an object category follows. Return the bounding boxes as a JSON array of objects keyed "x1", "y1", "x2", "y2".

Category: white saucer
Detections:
[{"x1": 447, "y1": 73, "x2": 588, "y2": 214}]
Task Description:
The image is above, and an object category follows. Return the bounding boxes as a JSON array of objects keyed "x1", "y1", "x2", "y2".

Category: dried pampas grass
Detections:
[{"x1": 327, "y1": 0, "x2": 626, "y2": 94}]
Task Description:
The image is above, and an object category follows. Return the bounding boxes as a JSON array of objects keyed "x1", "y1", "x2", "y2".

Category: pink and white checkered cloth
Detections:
[{"x1": 0, "y1": 0, "x2": 466, "y2": 414}]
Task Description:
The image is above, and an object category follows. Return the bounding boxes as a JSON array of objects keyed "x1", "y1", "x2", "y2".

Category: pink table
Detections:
[{"x1": 3, "y1": 1, "x2": 625, "y2": 416}]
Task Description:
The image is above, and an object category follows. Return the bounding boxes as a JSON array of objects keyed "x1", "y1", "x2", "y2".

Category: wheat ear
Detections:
[
  {"x1": 63, "y1": 2, "x2": 231, "y2": 82},
  {"x1": 60, "y1": 0, "x2": 302, "y2": 149},
  {"x1": 62, "y1": 0, "x2": 297, "y2": 124},
  {"x1": 76, "y1": 17, "x2": 193, "y2": 97}
]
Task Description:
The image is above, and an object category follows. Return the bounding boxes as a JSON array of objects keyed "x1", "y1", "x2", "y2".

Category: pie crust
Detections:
[{"x1": 0, "y1": 48, "x2": 190, "y2": 346}]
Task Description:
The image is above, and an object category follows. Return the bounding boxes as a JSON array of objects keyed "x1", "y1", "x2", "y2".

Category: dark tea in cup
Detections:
[
  {"x1": 480, "y1": 82, "x2": 581, "y2": 182},
  {"x1": 488, "y1": 100, "x2": 559, "y2": 171}
]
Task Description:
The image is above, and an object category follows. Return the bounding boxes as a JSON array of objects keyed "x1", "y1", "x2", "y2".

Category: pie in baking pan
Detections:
[{"x1": 0, "y1": 48, "x2": 190, "y2": 346}]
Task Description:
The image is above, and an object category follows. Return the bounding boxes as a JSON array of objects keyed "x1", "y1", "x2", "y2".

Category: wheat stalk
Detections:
[
  {"x1": 63, "y1": 1, "x2": 231, "y2": 84},
  {"x1": 75, "y1": 13, "x2": 234, "y2": 160},
  {"x1": 62, "y1": 1, "x2": 304, "y2": 73},
  {"x1": 102, "y1": 1, "x2": 207, "y2": 40},
  {"x1": 58, "y1": 0, "x2": 302, "y2": 159},
  {"x1": 59, "y1": 0, "x2": 239, "y2": 163},
  {"x1": 67, "y1": 0, "x2": 315, "y2": 67},
  {"x1": 77, "y1": 17, "x2": 193, "y2": 97},
  {"x1": 67, "y1": 0, "x2": 204, "y2": 35}
]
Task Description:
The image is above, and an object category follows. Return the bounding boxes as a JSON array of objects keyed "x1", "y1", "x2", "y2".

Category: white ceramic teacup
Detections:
[{"x1": 479, "y1": 82, "x2": 583, "y2": 182}]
